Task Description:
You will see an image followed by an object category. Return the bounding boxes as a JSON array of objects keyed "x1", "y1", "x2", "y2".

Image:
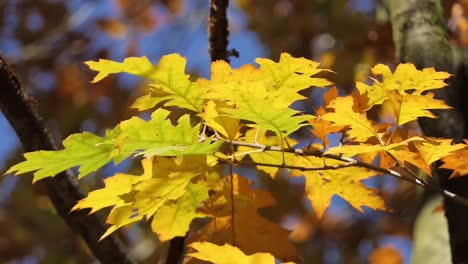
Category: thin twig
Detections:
[{"x1": 214, "y1": 137, "x2": 468, "y2": 207}]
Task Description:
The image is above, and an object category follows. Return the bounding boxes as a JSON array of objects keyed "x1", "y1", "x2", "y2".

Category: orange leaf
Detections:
[
  {"x1": 440, "y1": 145, "x2": 468, "y2": 178},
  {"x1": 191, "y1": 174, "x2": 297, "y2": 262},
  {"x1": 321, "y1": 96, "x2": 377, "y2": 142},
  {"x1": 309, "y1": 107, "x2": 344, "y2": 147}
]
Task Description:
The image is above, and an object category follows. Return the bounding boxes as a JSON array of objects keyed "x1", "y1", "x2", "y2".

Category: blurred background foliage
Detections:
[{"x1": 0, "y1": 0, "x2": 467, "y2": 263}]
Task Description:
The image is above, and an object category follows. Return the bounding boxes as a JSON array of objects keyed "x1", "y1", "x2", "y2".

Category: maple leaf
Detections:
[
  {"x1": 6, "y1": 127, "x2": 124, "y2": 182},
  {"x1": 256, "y1": 53, "x2": 332, "y2": 108},
  {"x1": 72, "y1": 156, "x2": 214, "y2": 240},
  {"x1": 71, "y1": 157, "x2": 154, "y2": 213},
  {"x1": 188, "y1": 242, "x2": 294, "y2": 264},
  {"x1": 198, "y1": 60, "x2": 262, "y2": 101},
  {"x1": 389, "y1": 138, "x2": 466, "y2": 177},
  {"x1": 220, "y1": 82, "x2": 312, "y2": 137},
  {"x1": 309, "y1": 107, "x2": 344, "y2": 147},
  {"x1": 85, "y1": 56, "x2": 153, "y2": 83},
  {"x1": 414, "y1": 138, "x2": 465, "y2": 164},
  {"x1": 440, "y1": 145, "x2": 468, "y2": 178},
  {"x1": 151, "y1": 183, "x2": 209, "y2": 241},
  {"x1": 388, "y1": 92, "x2": 451, "y2": 126},
  {"x1": 356, "y1": 63, "x2": 452, "y2": 124},
  {"x1": 111, "y1": 108, "x2": 223, "y2": 157},
  {"x1": 191, "y1": 174, "x2": 297, "y2": 262},
  {"x1": 301, "y1": 159, "x2": 388, "y2": 218},
  {"x1": 256, "y1": 52, "x2": 332, "y2": 90},
  {"x1": 321, "y1": 96, "x2": 377, "y2": 142},
  {"x1": 86, "y1": 53, "x2": 204, "y2": 112}
]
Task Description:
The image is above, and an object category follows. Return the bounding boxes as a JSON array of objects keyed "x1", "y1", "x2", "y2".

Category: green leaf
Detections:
[
  {"x1": 6, "y1": 128, "x2": 124, "y2": 182},
  {"x1": 220, "y1": 82, "x2": 312, "y2": 137},
  {"x1": 86, "y1": 53, "x2": 204, "y2": 112},
  {"x1": 115, "y1": 108, "x2": 222, "y2": 157},
  {"x1": 85, "y1": 56, "x2": 153, "y2": 83}
]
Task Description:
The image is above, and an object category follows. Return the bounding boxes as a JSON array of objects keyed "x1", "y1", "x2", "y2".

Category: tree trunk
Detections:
[
  {"x1": 386, "y1": 0, "x2": 468, "y2": 262},
  {"x1": 0, "y1": 55, "x2": 137, "y2": 264}
]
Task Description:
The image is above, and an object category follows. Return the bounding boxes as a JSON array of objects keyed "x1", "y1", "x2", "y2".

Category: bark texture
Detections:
[
  {"x1": 0, "y1": 55, "x2": 136, "y2": 264},
  {"x1": 209, "y1": 0, "x2": 230, "y2": 62},
  {"x1": 386, "y1": 0, "x2": 468, "y2": 262}
]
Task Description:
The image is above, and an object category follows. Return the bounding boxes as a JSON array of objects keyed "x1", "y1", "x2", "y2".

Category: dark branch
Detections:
[
  {"x1": 0, "y1": 55, "x2": 136, "y2": 264},
  {"x1": 209, "y1": 0, "x2": 235, "y2": 62}
]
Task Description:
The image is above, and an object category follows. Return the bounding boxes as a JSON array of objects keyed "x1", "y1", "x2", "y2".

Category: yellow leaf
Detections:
[
  {"x1": 321, "y1": 96, "x2": 377, "y2": 142},
  {"x1": 440, "y1": 146, "x2": 468, "y2": 178},
  {"x1": 189, "y1": 242, "x2": 281, "y2": 264},
  {"x1": 151, "y1": 183, "x2": 209, "y2": 241},
  {"x1": 388, "y1": 92, "x2": 451, "y2": 126},
  {"x1": 85, "y1": 57, "x2": 152, "y2": 83},
  {"x1": 72, "y1": 156, "x2": 214, "y2": 240},
  {"x1": 325, "y1": 136, "x2": 424, "y2": 156},
  {"x1": 71, "y1": 157, "x2": 153, "y2": 214},
  {"x1": 191, "y1": 175, "x2": 297, "y2": 262},
  {"x1": 87, "y1": 54, "x2": 204, "y2": 112},
  {"x1": 199, "y1": 100, "x2": 240, "y2": 139},
  {"x1": 304, "y1": 163, "x2": 388, "y2": 218},
  {"x1": 414, "y1": 138, "x2": 466, "y2": 166},
  {"x1": 356, "y1": 63, "x2": 451, "y2": 111}
]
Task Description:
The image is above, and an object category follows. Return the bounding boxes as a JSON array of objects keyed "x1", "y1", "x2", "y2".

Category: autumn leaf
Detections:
[
  {"x1": 71, "y1": 157, "x2": 154, "y2": 214},
  {"x1": 129, "y1": 93, "x2": 167, "y2": 111},
  {"x1": 198, "y1": 60, "x2": 262, "y2": 101},
  {"x1": 389, "y1": 138, "x2": 466, "y2": 177},
  {"x1": 85, "y1": 56, "x2": 153, "y2": 83},
  {"x1": 302, "y1": 159, "x2": 388, "y2": 218},
  {"x1": 151, "y1": 183, "x2": 209, "y2": 241},
  {"x1": 321, "y1": 96, "x2": 377, "y2": 142},
  {"x1": 388, "y1": 92, "x2": 451, "y2": 126},
  {"x1": 111, "y1": 108, "x2": 223, "y2": 157},
  {"x1": 414, "y1": 138, "x2": 465, "y2": 165},
  {"x1": 309, "y1": 107, "x2": 344, "y2": 147},
  {"x1": 6, "y1": 127, "x2": 124, "y2": 181},
  {"x1": 325, "y1": 136, "x2": 424, "y2": 156},
  {"x1": 72, "y1": 156, "x2": 214, "y2": 240},
  {"x1": 220, "y1": 82, "x2": 312, "y2": 137},
  {"x1": 188, "y1": 242, "x2": 294, "y2": 264},
  {"x1": 199, "y1": 100, "x2": 241, "y2": 139},
  {"x1": 87, "y1": 53, "x2": 204, "y2": 112},
  {"x1": 191, "y1": 174, "x2": 297, "y2": 262},
  {"x1": 256, "y1": 52, "x2": 332, "y2": 91},
  {"x1": 356, "y1": 63, "x2": 451, "y2": 112},
  {"x1": 440, "y1": 146, "x2": 468, "y2": 178}
]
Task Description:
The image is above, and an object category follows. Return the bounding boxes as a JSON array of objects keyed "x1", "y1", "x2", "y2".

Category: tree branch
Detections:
[
  {"x1": 215, "y1": 137, "x2": 468, "y2": 207},
  {"x1": 209, "y1": 0, "x2": 238, "y2": 62},
  {"x1": 0, "y1": 55, "x2": 136, "y2": 264},
  {"x1": 387, "y1": 1, "x2": 468, "y2": 261}
]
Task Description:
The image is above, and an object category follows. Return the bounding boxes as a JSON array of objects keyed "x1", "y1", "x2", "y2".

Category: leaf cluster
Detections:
[{"x1": 6, "y1": 53, "x2": 468, "y2": 263}]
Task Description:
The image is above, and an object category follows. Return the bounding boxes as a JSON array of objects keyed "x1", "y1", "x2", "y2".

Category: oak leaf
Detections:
[
  {"x1": 189, "y1": 242, "x2": 294, "y2": 264},
  {"x1": 321, "y1": 96, "x2": 377, "y2": 142},
  {"x1": 191, "y1": 174, "x2": 297, "y2": 262},
  {"x1": 302, "y1": 161, "x2": 388, "y2": 218},
  {"x1": 440, "y1": 146, "x2": 468, "y2": 178}
]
